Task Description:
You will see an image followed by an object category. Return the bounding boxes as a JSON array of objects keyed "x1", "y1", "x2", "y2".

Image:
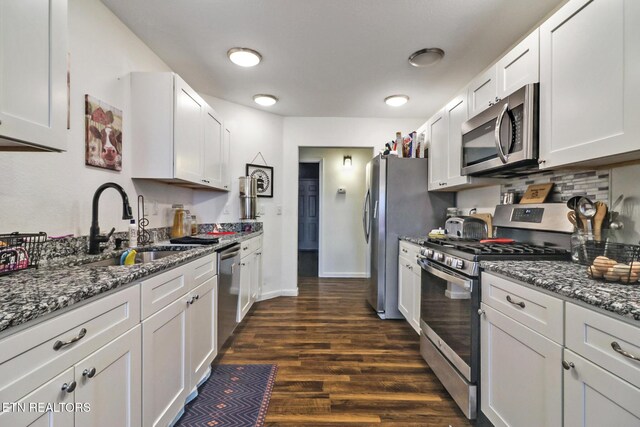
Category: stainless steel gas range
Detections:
[{"x1": 417, "y1": 203, "x2": 574, "y2": 419}]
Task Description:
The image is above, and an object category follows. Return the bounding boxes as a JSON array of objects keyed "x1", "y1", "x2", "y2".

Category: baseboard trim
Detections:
[
  {"x1": 319, "y1": 272, "x2": 368, "y2": 278},
  {"x1": 257, "y1": 288, "x2": 299, "y2": 301}
]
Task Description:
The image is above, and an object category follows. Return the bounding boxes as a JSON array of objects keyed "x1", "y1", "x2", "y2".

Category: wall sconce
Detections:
[{"x1": 343, "y1": 155, "x2": 352, "y2": 167}]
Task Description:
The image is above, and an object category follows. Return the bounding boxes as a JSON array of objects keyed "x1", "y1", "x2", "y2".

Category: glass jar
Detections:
[
  {"x1": 170, "y1": 204, "x2": 188, "y2": 238},
  {"x1": 191, "y1": 215, "x2": 198, "y2": 236}
]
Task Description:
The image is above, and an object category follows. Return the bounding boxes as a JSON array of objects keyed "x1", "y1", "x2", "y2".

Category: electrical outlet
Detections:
[{"x1": 277, "y1": 205, "x2": 283, "y2": 215}]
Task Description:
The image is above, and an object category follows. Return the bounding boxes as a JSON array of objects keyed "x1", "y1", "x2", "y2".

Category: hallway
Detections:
[{"x1": 216, "y1": 277, "x2": 472, "y2": 426}]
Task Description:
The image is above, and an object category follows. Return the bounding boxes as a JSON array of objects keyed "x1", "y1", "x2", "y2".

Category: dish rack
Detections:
[
  {"x1": 574, "y1": 239, "x2": 640, "y2": 284},
  {"x1": 0, "y1": 232, "x2": 48, "y2": 275}
]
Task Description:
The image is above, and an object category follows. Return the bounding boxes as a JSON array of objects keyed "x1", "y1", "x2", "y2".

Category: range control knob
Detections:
[
  {"x1": 434, "y1": 252, "x2": 444, "y2": 262},
  {"x1": 455, "y1": 259, "x2": 465, "y2": 269},
  {"x1": 426, "y1": 249, "x2": 434, "y2": 258},
  {"x1": 445, "y1": 257, "x2": 452, "y2": 266}
]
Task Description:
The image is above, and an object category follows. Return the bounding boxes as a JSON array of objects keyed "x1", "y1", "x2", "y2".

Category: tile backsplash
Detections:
[{"x1": 501, "y1": 169, "x2": 610, "y2": 204}]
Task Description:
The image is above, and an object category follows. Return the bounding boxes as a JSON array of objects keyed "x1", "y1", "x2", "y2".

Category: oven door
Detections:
[{"x1": 419, "y1": 259, "x2": 478, "y2": 382}]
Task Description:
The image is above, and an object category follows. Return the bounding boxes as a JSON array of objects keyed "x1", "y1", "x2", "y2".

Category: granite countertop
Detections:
[
  {"x1": 481, "y1": 260, "x2": 640, "y2": 323},
  {"x1": 399, "y1": 236, "x2": 429, "y2": 245},
  {"x1": 0, "y1": 231, "x2": 262, "y2": 336}
]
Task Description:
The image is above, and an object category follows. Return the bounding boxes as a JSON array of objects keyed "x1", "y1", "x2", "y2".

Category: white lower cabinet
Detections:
[
  {"x1": 75, "y1": 326, "x2": 141, "y2": 427},
  {"x1": 397, "y1": 241, "x2": 421, "y2": 334},
  {"x1": 0, "y1": 367, "x2": 75, "y2": 427},
  {"x1": 480, "y1": 303, "x2": 562, "y2": 427},
  {"x1": 142, "y1": 296, "x2": 190, "y2": 427},
  {"x1": 238, "y1": 255, "x2": 253, "y2": 322},
  {"x1": 188, "y1": 276, "x2": 218, "y2": 389},
  {"x1": 563, "y1": 349, "x2": 640, "y2": 426},
  {"x1": 238, "y1": 236, "x2": 263, "y2": 322}
]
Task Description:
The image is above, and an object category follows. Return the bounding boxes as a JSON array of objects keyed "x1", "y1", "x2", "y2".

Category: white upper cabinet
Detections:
[
  {"x1": 496, "y1": 30, "x2": 539, "y2": 99},
  {"x1": 222, "y1": 127, "x2": 231, "y2": 190},
  {"x1": 427, "y1": 110, "x2": 447, "y2": 190},
  {"x1": 468, "y1": 30, "x2": 540, "y2": 119},
  {"x1": 0, "y1": 0, "x2": 68, "y2": 151},
  {"x1": 468, "y1": 68, "x2": 498, "y2": 119},
  {"x1": 131, "y1": 72, "x2": 230, "y2": 191},
  {"x1": 445, "y1": 94, "x2": 471, "y2": 187},
  {"x1": 538, "y1": 0, "x2": 640, "y2": 169}
]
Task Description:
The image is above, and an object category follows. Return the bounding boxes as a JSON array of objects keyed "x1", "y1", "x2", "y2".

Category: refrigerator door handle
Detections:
[
  {"x1": 373, "y1": 200, "x2": 378, "y2": 219},
  {"x1": 363, "y1": 190, "x2": 371, "y2": 243}
]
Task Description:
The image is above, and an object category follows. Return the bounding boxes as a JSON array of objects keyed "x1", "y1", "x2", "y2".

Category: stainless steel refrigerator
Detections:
[{"x1": 363, "y1": 155, "x2": 453, "y2": 319}]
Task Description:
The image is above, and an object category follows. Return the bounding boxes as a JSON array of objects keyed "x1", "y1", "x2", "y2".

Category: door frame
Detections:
[{"x1": 297, "y1": 158, "x2": 323, "y2": 277}]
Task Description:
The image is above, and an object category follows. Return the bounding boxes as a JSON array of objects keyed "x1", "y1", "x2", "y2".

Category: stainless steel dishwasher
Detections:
[{"x1": 217, "y1": 243, "x2": 241, "y2": 352}]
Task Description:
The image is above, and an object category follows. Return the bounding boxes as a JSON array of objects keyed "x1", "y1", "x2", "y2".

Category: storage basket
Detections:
[
  {"x1": 0, "y1": 232, "x2": 48, "y2": 274},
  {"x1": 574, "y1": 238, "x2": 640, "y2": 284}
]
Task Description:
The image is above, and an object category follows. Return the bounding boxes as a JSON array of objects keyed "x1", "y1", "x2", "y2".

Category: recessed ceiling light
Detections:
[
  {"x1": 227, "y1": 48, "x2": 262, "y2": 67},
  {"x1": 408, "y1": 48, "x2": 445, "y2": 67},
  {"x1": 253, "y1": 94, "x2": 278, "y2": 106},
  {"x1": 384, "y1": 95, "x2": 409, "y2": 107}
]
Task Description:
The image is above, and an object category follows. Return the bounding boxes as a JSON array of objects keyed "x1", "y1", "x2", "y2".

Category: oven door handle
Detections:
[{"x1": 419, "y1": 261, "x2": 473, "y2": 292}]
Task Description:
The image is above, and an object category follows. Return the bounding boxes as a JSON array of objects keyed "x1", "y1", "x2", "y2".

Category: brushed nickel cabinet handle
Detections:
[
  {"x1": 611, "y1": 342, "x2": 640, "y2": 362},
  {"x1": 506, "y1": 295, "x2": 525, "y2": 308},
  {"x1": 82, "y1": 367, "x2": 97, "y2": 378},
  {"x1": 562, "y1": 360, "x2": 575, "y2": 370},
  {"x1": 61, "y1": 381, "x2": 76, "y2": 393},
  {"x1": 53, "y1": 328, "x2": 87, "y2": 351}
]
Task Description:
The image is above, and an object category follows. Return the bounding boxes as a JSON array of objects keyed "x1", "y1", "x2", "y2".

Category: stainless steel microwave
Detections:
[{"x1": 461, "y1": 83, "x2": 539, "y2": 177}]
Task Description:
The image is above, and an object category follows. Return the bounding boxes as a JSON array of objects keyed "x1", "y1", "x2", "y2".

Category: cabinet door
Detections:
[
  {"x1": 250, "y1": 252, "x2": 259, "y2": 302},
  {"x1": 468, "y1": 67, "x2": 497, "y2": 118},
  {"x1": 496, "y1": 30, "x2": 539, "y2": 99},
  {"x1": 539, "y1": 0, "x2": 640, "y2": 168},
  {"x1": 255, "y1": 250, "x2": 263, "y2": 300},
  {"x1": 75, "y1": 326, "x2": 142, "y2": 427},
  {"x1": 564, "y1": 349, "x2": 640, "y2": 426},
  {"x1": 481, "y1": 303, "x2": 562, "y2": 427},
  {"x1": 397, "y1": 258, "x2": 412, "y2": 321},
  {"x1": 174, "y1": 75, "x2": 204, "y2": 184},
  {"x1": 189, "y1": 276, "x2": 217, "y2": 389},
  {"x1": 203, "y1": 106, "x2": 223, "y2": 188},
  {"x1": 221, "y1": 127, "x2": 231, "y2": 191},
  {"x1": 0, "y1": 367, "x2": 74, "y2": 426},
  {"x1": 142, "y1": 297, "x2": 190, "y2": 427},
  {"x1": 0, "y1": 0, "x2": 67, "y2": 151},
  {"x1": 444, "y1": 94, "x2": 470, "y2": 188},
  {"x1": 237, "y1": 256, "x2": 252, "y2": 322},
  {"x1": 427, "y1": 111, "x2": 448, "y2": 190},
  {"x1": 410, "y1": 267, "x2": 421, "y2": 335}
]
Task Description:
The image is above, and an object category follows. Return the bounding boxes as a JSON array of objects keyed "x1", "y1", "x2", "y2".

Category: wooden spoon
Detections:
[
  {"x1": 567, "y1": 211, "x2": 578, "y2": 230},
  {"x1": 593, "y1": 201, "x2": 608, "y2": 241}
]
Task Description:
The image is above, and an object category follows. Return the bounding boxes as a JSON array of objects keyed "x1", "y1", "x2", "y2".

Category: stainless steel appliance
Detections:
[
  {"x1": 461, "y1": 83, "x2": 539, "y2": 177},
  {"x1": 444, "y1": 216, "x2": 488, "y2": 239},
  {"x1": 363, "y1": 155, "x2": 453, "y2": 319},
  {"x1": 217, "y1": 243, "x2": 241, "y2": 352},
  {"x1": 417, "y1": 203, "x2": 573, "y2": 419},
  {"x1": 239, "y1": 177, "x2": 257, "y2": 220}
]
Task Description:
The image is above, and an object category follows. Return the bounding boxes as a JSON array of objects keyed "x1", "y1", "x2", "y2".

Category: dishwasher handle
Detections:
[{"x1": 218, "y1": 243, "x2": 241, "y2": 260}]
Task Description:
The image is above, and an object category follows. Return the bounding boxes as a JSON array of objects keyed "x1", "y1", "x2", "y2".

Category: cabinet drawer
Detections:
[
  {"x1": 481, "y1": 272, "x2": 563, "y2": 343},
  {"x1": 191, "y1": 253, "x2": 217, "y2": 289},
  {"x1": 0, "y1": 284, "x2": 140, "y2": 404},
  {"x1": 399, "y1": 241, "x2": 421, "y2": 262},
  {"x1": 141, "y1": 264, "x2": 189, "y2": 319},
  {"x1": 566, "y1": 303, "x2": 640, "y2": 389},
  {"x1": 241, "y1": 236, "x2": 260, "y2": 257}
]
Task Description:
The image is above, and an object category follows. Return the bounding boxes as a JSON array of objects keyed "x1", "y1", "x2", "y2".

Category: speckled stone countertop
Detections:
[
  {"x1": 0, "y1": 231, "x2": 262, "y2": 336},
  {"x1": 481, "y1": 260, "x2": 640, "y2": 323}
]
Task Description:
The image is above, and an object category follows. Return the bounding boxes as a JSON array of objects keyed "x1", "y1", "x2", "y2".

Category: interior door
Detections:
[{"x1": 298, "y1": 178, "x2": 319, "y2": 250}]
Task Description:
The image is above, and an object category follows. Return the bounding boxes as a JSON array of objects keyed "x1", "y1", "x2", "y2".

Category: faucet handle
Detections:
[{"x1": 106, "y1": 227, "x2": 116, "y2": 239}]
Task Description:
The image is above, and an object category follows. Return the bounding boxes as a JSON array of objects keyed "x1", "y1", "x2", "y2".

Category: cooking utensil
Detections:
[
  {"x1": 577, "y1": 197, "x2": 596, "y2": 233},
  {"x1": 480, "y1": 238, "x2": 515, "y2": 244},
  {"x1": 567, "y1": 196, "x2": 583, "y2": 230},
  {"x1": 611, "y1": 194, "x2": 624, "y2": 211},
  {"x1": 567, "y1": 211, "x2": 578, "y2": 230},
  {"x1": 593, "y1": 201, "x2": 608, "y2": 241}
]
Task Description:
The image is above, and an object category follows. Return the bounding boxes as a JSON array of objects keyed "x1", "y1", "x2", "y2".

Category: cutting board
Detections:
[
  {"x1": 471, "y1": 213, "x2": 493, "y2": 238},
  {"x1": 520, "y1": 183, "x2": 554, "y2": 204}
]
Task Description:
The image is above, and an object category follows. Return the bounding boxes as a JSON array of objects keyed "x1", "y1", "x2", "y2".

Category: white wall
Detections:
[
  {"x1": 299, "y1": 147, "x2": 373, "y2": 277},
  {"x1": 281, "y1": 117, "x2": 422, "y2": 293},
  {"x1": 192, "y1": 95, "x2": 284, "y2": 299},
  {"x1": 456, "y1": 185, "x2": 501, "y2": 214},
  {"x1": 0, "y1": 0, "x2": 193, "y2": 236}
]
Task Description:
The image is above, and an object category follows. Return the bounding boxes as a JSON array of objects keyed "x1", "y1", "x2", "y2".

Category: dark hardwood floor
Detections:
[{"x1": 216, "y1": 277, "x2": 473, "y2": 426}]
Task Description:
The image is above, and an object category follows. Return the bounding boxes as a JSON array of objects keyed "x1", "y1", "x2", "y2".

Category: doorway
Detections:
[{"x1": 298, "y1": 162, "x2": 320, "y2": 277}]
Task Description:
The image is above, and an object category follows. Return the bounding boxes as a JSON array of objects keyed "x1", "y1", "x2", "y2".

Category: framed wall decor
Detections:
[
  {"x1": 85, "y1": 95, "x2": 123, "y2": 171},
  {"x1": 246, "y1": 163, "x2": 274, "y2": 198}
]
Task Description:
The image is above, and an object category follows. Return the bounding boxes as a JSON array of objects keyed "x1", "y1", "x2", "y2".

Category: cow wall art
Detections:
[{"x1": 85, "y1": 95, "x2": 123, "y2": 171}]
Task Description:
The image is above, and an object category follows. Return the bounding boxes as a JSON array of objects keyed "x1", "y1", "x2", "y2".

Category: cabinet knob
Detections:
[
  {"x1": 538, "y1": 159, "x2": 546, "y2": 165},
  {"x1": 194, "y1": 294, "x2": 199, "y2": 300},
  {"x1": 488, "y1": 102, "x2": 494, "y2": 107},
  {"x1": 61, "y1": 381, "x2": 77, "y2": 393},
  {"x1": 82, "y1": 367, "x2": 97, "y2": 378},
  {"x1": 562, "y1": 360, "x2": 575, "y2": 370},
  {"x1": 495, "y1": 97, "x2": 500, "y2": 102},
  {"x1": 477, "y1": 308, "x2": 485, "y2": 316}
]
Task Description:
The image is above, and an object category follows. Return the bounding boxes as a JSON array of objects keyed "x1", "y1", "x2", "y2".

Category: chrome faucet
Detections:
[{"x1": 89, "y1": 182, "x2": 133, "y2": 254}]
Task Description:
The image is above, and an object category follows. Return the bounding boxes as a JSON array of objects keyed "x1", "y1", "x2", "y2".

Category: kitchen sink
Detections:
[{"x1": 83, "y1": 250, "x2": 179, "y2": 267}]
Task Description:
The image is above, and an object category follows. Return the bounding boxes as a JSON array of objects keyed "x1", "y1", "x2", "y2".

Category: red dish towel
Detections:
[{"x1": 206, "y1": 231, "x2": 237, "y2": 236}]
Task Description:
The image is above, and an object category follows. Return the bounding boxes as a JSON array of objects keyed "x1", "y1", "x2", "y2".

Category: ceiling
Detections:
[{"x1": 101, "y1": 0, "x2": 563, "y2": 119}]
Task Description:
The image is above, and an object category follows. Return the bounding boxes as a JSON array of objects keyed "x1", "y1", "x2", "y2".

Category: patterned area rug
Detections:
[{"x1": 176, "y1": 364, "x2": 278, "y2": 427}]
